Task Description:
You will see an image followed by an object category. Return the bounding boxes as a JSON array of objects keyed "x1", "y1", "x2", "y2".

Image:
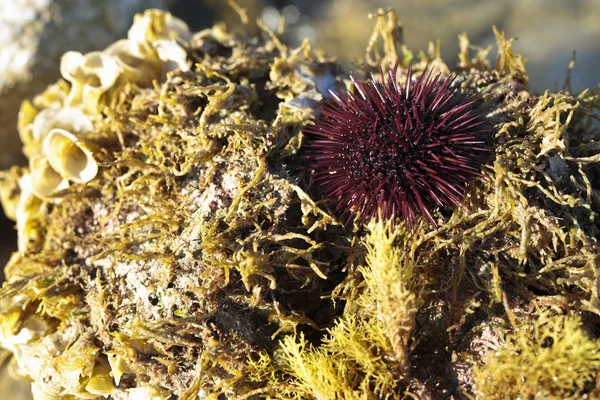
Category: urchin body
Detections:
[{"x1": 306, "y1": 65, "x2": 490, "y2": 226}]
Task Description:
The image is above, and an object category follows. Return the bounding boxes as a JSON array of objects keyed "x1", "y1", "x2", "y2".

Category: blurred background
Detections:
[{"x1": 0, "y1": 0, "x2": 599, "y2": 395}]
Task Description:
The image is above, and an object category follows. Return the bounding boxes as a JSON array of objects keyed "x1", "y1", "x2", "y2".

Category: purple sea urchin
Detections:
[{"x1": 306, "y1": 65, "x2": 490, "y2": 227}]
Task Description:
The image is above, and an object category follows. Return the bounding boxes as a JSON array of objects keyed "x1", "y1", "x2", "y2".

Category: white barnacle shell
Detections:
[
  {"x1": 17, "y1": 100, "x2": 38, "y2": 154},
  {"x1": 25, "y1": 106, "x2": 93, "y2": 159},
  {"x1": 29, "y1": 155, "x2": 69, "y2": 199},
  {"x1": 84, "y1": 360, "x2": 115, "y2": 397},
  {"x1": 153, "y1": 39, "x2": 190, "y2": 76},
  {"x1": 128, "y1": 9, "x2": 190, "y2": 52},
  {"x1": 15, "y1": 173, "x2": 44, "y2": 252},
  {"x1": 43, "y1": 129, "x2": 98, "y2": 184},
  {"x1": 104, "y1": 39, "x2": 161, "y2": 86},
  {"x1": 106, "y1": 352, "x2": 132, "y2": 386},
  {"x1": 127, "y1": 9, "x2": 191, "y2": 78},
  {"x1": 30, "y1": 334, "x2": 101, "y2": 400},
  {"x1": 0, "y1": 166, "x2": 23, "y2": 221},
  {"x1": 32, "y1": 106, "x2": 93, "y2": 143},
  {"x1": 0, "y1": 313, "x2": 51, "y2": 387},
  {"x1": 60, "y1": 51, "x2": 121, "y2": 114}
]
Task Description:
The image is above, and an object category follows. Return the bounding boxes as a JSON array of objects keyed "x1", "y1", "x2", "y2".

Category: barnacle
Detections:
[
  {"x1": 60, "y1": 51, "x2": 121, "y2": 114},
  {"x1": 20, "y1": 106, "x2": 96, "y2": 195},
  {"x1": 43, "y1": 129, "x2": 98, "y2": 184},
  {"x1": 26, "y1": 106, "x2": 93, "y2": 158},
  {"x1": 104, "y1": 39, "x2": 161, "y2": 86},
  {"x1": 153, "y1": 39, "x2": 190, "y2": 75},
  {"x1": 14, "y1": 173, "x2": 44, "y2": 252},
  {"x1": 16, "y1": 100, "x2": 38, "y2": 156},
  {"x1": 127, "y1": 9, "x2": 190, "y2": 52},
  {"x1": 127, "y1": 9, "x2": 191, "y2": 78},
  {"x1": 0, "y1": 166, "x2": 23, "y2": 221},
  {"x1": 29, "y1": 155, "x2": 69, "y2": 199}
]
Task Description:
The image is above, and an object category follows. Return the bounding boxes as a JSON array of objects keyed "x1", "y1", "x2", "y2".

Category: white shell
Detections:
[
  {"x1": 17, "y1": 100, "x2": 38, "y2": 151},
  {"x1": 16, "y1": 173, "x2": 44, "y2": 252},
  {"x1": 43, "y1": 128, "x2": 98, "y2": 184},
  {"x1": 31, "y1": 106, "x2": 93, "y2": 144},
  {"x1": 29, "y1": 156, "x2": 69, "y2": 199},
  {"x1": 104, "y1": 39, "x2": 161, "y2": 86},
  {"x1": 127, "y1": 9, "x2": 190, "y2": 50},
  {"x1": 0, "y1": 315, "x2": 50, "y2": 379},
  {"x1": 0, "y1": 167, "x2": 23, "y2": 221},
  {"x1": 125, "y1": 10, "x2": 190, "y2": 80},
  {"x1": 153, "y1": 39, "x2": 190, "y2": 76},
  {"x1": 60, "y1": 51, "x2": 121, "y2": 113}
]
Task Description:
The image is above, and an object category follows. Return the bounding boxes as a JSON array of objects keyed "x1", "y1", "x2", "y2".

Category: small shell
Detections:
[
  {"x1": 29, "y1": 156, "x2": 69, "y2": 199},
  {"x1": 154, "y1": 39, "x2": 190, "y2": 76},
  {"x1": 26, "y1": 106, "x2": 94, "y2": 159},
  {"x1": 126, "y1": 9, "x2": 190, "y2": 80},
  {"x1": 106, "y1": 353, "x2": 131, "y2": 386},
  {"x1": 30, "y1": 335, "x2": 100, "y2": 400},
  {"x1": 31, "y1": 80, "x2": 71, "y2": 110},
  {"x1": 1, "y1": 314, "x2": 50, "y2": 378},
  {"x1": 31, "y1": 106, "x2": 93, "y2": 143},
  {"x1": 16, "y1": 173, "x2": 45, "y2": 252},
  {"x1": 43, "y1": 129, "x2": 98, "y2": 184},
  {"x1": 60, "y1": 51, "x2": 121, "y2": 113},
  {"x1": 104, "y1": 39, "x2": 161, "y2": 86},
  {"x1": 17, "y1": 100, "x2": 38, "y2": 150},
  {"x1": 84, "y1": 360, "x2": 115, "y2": 397},
  {"x1": 128, "y1": 9, "x2": 190, "y2": 53},
  {"x1": 0, "y1": 166, "x2": 24, "y2": 221}
]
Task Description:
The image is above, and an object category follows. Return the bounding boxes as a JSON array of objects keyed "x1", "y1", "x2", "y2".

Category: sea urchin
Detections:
[{"x1": 306, "y1": 65, "x2": 490, "y2": 227}]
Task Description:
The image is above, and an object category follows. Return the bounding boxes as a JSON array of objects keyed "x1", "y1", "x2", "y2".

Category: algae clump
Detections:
[{"x1": 0, "y1": 5, "x2": 600, "y2": 400}]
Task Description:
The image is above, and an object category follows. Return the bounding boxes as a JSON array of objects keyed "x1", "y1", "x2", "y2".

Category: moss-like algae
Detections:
[
  {"x1": 0, "y1": 5, "x2": 600, "y2": 400},
  {"x1": 473, "y1": 309, "x2": 600, "y2": 400}
]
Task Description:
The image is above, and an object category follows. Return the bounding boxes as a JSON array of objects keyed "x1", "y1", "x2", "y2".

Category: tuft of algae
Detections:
[{"x1": 0, "y1": 5, "x2": 599, "y2": 400}]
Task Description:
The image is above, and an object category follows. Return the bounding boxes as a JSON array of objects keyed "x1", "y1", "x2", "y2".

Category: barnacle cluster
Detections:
[
  {"x1": 0, "y1": 6, "x2": 600, "y2": 400},
  {"x1": 12, "y1": 9, "x2": 191, "y2": 253}
]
